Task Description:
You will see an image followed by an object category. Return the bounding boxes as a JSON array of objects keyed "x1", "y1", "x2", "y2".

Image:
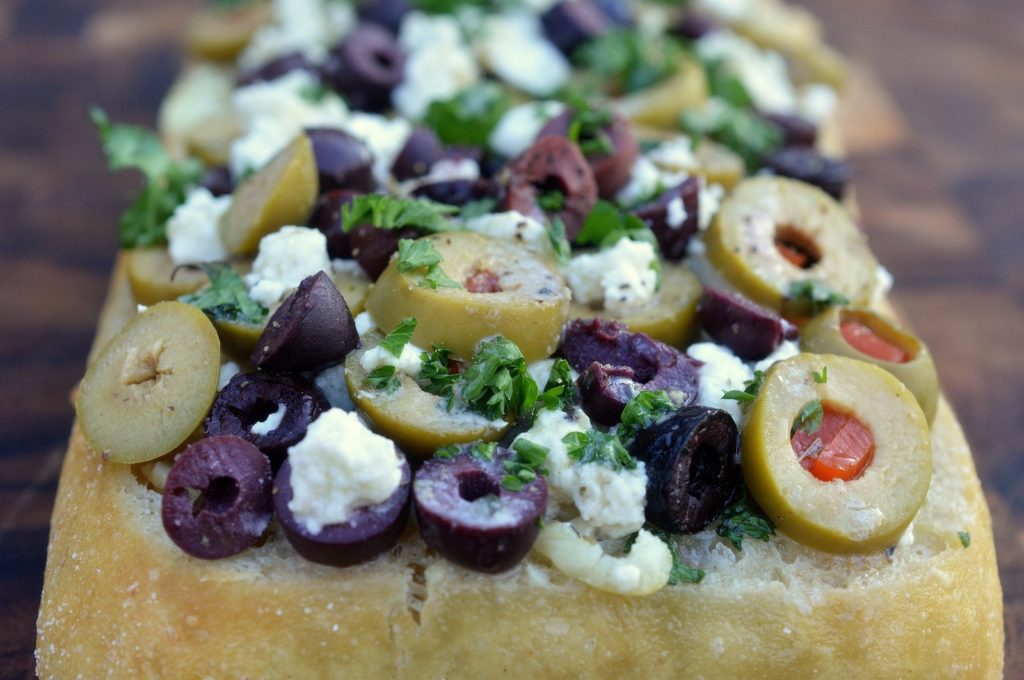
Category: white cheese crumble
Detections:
[
  {"x1": 474, "y1": 13, "x2": 569, "y2": 96},
  {"x1": 330, "y1": 258, "x2": 369, "y2": 280},
  {"x1": 287, "y1": 408, "x2": 403, "y2": 534},
  {"x1": 798, "y1": 83, "x2": 839, "y2": 124},
  {"x1": 698, "y1": 179, "x2": 725, "y2": 231},
  {"x1": 245, "y1": 226, "x2": 332, "y2": 308},
  {"x1": 423, "y1": 157, "x2": 481, "y2": 183},
  {"x1": 462, "y1": 210, "x2": 550, "y2": 255},
  {"x1": 687, "y1": 341, "x2": 754, "y2": 426},
  {"x1": 526, "y1": 358, "x2": 577, "y2": 392},
  {"x1": 565, "y1": 238, "x2": 659, "y2": 315},
  {"x1": 238, "y1": 0, "x2": 333, "y2": 69},
  {"x1": 615, "y1": 156, "x2": 688, "y2": 207},
  {"x1": 666, "y1": 196, "x2": 687, "y2": 229},
  {"x1": 695, "y1": 0, "x2": 752, "y2": 22},
  {"x1": 354, "y1": 311, "x2": 376, "y2": 336},
  {"x1": 230, "y1": 71, "x2": 347, "y2": 178},
  {"x1": 312, "y1": 363, "x2": 355, "y2": 411},
  {"x1": 218, "y1": 361, "x2": 241, "y2": 391},
  {"x1": 340, "y1": 112, "x2": 412, "y2": 187},
  {"x1": 646, "y1": 136, "x2": 698, "y2": 173},
  {"x1": 250, "y1": 403, "x2": 286, "y2": 436},
  {"x1": 753, "y1": 339, "x2": 800, "y2": 374},
  {"x1": 696, "y1": 31, "x2": 797, "y2": 114},
  {"x1": 488, "y1": 101, "x2": 564, "y2": 158},
  {"x1": 393, "y1": 12, "x2": 480, "y2": 119},
  {"x1": 165, "y1": 187, "x2": 231, "y2": 265},
  {"x1": 359, "y1": 342, "x2": 426, "y2": 377},
  {"x1": 872, "y1": 265, "x2": 894, "y2": 305}
]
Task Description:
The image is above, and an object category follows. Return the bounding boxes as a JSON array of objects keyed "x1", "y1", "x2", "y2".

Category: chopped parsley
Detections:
[
  {"x1": 460, "y1": 337, "x2": 539, "y2": 421},
  {"x1": 716, "y1": 488, "x2": 775, "y2": 551},
  {"x1": 179, "y1": 263, "x2": 267, "y2": 325},
  {"x1": 547, "y1": 215, "x2": 572, "y2": 264},
  {"x1": 786, "y1": 280, "x2": 850, "y2": 316},
  {"x1": 537, "y1": 190, "x2": 566, "y2": 213},
  {"x1": 341, "y1": 195, "x2": 458, "y2": 234},
  {"x1": 792, "y1": 399, "x2": 824, "y2": 436},
  {"x1": 536, "y1": 358, "x2": 577, "y2": 411},
  {"x1": 418, "y1": 345, "x2": 459, "y2": 401},
  {"x1": 680, "y1": 101, "x2": 782, "y2": 171},
  {"x1": 503, "y1": 438, "x2": 549, "y2": 491},
  {"x1": 396, "y1": 238, "x2": 461, "y2": 290},
  {"x1": 422, "y1": 82, "x2": 510, "y2": 148},
  {"x1": 562, "y1": 429, "x2": 637, "y2": 471},
  {"x1": 364, "y1": 365, "x2": 401, "y2": 393},
  {"x1": 575, "y1": 28, "x2": 683, "y2": 94},
  {"x1": 575, "y1": 200, "x2": 659, "y2": 250},
  {"x1": 812, "y1": 366, "x2": 829, "y2": 384},
  {"x1": 563, "y1": 97, "x2": 615, "y2": 156},
  {"x1": 659, "y1": 534, "x2": 705, "y2": 585},
  {"x1": 435, "y1": 444, "x2": 460, "y2": 459},
  {"x1": 460, "y1": 198, "x2": 498, "y2": 219},
  {"x1": 435, "y1": 440, "x2": 497, "y2": 461},
  {"x1": 379, "y1": 317, "x2": 417, "y2": 358},
  {"x1": 617, "y1": 390, "x2": 676, "y2": 443},
  {"x1": 701, "y1": 58, "x2": 754, "y2": 109},
  {"x1": 958, "y1": 531, "x2": 971, "y2": 548},
  {"x1": 91, "y1": 107, "x2": 202, "y2": 248},
  {"x1": 722, "y1": 370, "x2": 766, "y2": 403}
]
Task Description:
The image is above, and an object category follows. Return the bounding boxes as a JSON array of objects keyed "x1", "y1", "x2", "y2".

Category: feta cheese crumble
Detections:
[
  {"x1": 565, "y1": 238, "x2": 659, "y2": 315},
  {"x1": 687, "y1": 341, "x2": 755, "y2": 426},
  {"x1": 354, "y1": 311, "x2": 376, "y2": 336},
  {"x1": 696, "y1": 30, "x2": 797, "y2": 114},
  {"x1": 165, "y1": 187, "x2": 230, "y2": 265},
  {"x1": 340, "y1": 112, "x2": 412, "y2": 187},
  {"x1": 218, "y1": 361, "x2": 241, "y2": 390},
  {"x1": 474, "y1": 13, "x2": 570, "y2": 96},
  {"x1": 393, "y1": 12, "x2": 480, "y2": 119},
  {"x1": 359, "y1": 341, "x2": 426, "y2": 378},
  {"x1": 245, "y1": 226, "x2": 332, "y2": 307},
  {"x1": 462, "y1": 210, "x2": 550, "y2": 254},
  {"x1": 287, "y1": 408, "x2": 403, "y2": 533},
  {"x1": 488, "y1": 101, "x2": 564, "y2": 158}
]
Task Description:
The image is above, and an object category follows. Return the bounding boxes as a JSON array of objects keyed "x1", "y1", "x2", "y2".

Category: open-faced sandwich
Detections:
[{"x1": 37, "y1": 0, "x2": 1003, "y2": 677}]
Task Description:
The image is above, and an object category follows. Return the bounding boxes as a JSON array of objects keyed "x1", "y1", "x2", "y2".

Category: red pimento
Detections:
[
  {"x1": 792, "y1": 405, "x2": 876, "y2": 482},
  {"x1": 464, "y1": 268, "x2": 503, "y2": 294},
  {"x1": 840, "y1": 320, "x2": 910, "y2": 363}
]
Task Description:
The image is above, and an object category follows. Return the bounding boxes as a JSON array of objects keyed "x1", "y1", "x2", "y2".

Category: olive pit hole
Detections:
[
  {"x1": 191, "y1": 476, "x2": 240, "y2": 517},
  {"x1": 774, "y1": 225, "x2": 821, "y2": 269},
  {"x1": 458, "y1": 469, "x2": 501, "y2": 502}
]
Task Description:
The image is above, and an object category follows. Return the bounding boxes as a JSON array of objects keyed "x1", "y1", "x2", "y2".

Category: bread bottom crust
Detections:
[{"x1": 35, "y1": 256, "x2": 1004, "y2": 679}]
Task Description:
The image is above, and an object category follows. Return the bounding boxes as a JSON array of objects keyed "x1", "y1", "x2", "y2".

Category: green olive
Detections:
[
  {"x1": 185, "y1": 115, "x2": 242, "y2": 168},
  {"x1": 126, "y1": 248, "x2": 207, "y2": 305},
  {"x1": 692, "y1": 140, "x2": 745, "y2": 190},
  {"x1": 616, "y1": 58, "x2": 708, "y2": 131},
  {"x1": 365, "y1": 233, "x2": 571, "y2": 362},
  {"x1": 569, "y1": 262, "x2": 702, "y2": 348},
  {"x1": 213, "y1": 318, "x2": 266, "y2": 361},
  {"x1": 219, "y1": 134, "x2": 319, "y2": 256},
  {"x1": 801, "y1": 307, "x2": 939, "y2": 423},
  {"x1": 345, "y1": 331, "x2": 507, "y2": 458},
  {"x1": 742, "y1": 353, "x2": 931, "y2": 554},
  {"x1": 157, "y1": 65, "x2": 238, "y2": 163},
  {"x1": 184, "y1": 4, "x2": 272, "y2": 62},
  {"x1": 331, "y1": 269, "x2": 370, "y2": 316},
  {"x1": 705, "y1": 176, "x2": 879, "y2": 316}
]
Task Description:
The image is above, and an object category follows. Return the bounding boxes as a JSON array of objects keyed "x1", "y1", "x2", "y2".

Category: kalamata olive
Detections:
[
  {"x1": 308, "y1": 188, "x2": 362, "y2": 259},
  {"x1": 564, "y1": 318, "x2": 700, "y2": 424},
  {"x1": 671, "y1": 13, "x2": 716, "y2": 41},
  {"x1": 631, "y1": 178, "x2": 699, "y2": 260},
  {"x1": 161, "y1": 435, "x2": 274, "y2": 559},
  {"x1": 201, "y1": 165, "x2": 234, "y2": 197},
  {"x1": 391, "y1": 127, "x2": 444, "y2": 181},
  {"x1": 479, "y1": 152, "x2": 507, "y2": 179},
  {"x1": 304, "y1": 128, "x2": 374, "y2": 193},
  {"x1": 762, "y1": 147, "x2": 852, "y2": 200},
  {"x1": 591, "y1": 0, "x2": 631, "y2": 26},
  {"x1": 321, "y1": 24, "x2": 405, "y2": 113},
  {"x1": 697, "y1": 287, "x2": 798, "y2": 361},
  {"x1": 541, "y1": 0, "x2": 611, "y2": 56},
  {"x1": 356, "y1": 0, "x2": 411, "y2": 33},
  {"x1": 503, "y1": 136, "x2": 597, "y2": 240},
  {"x1": 236, "y1": 51, "x2": 315, "y2": 87},
  {"x1": 349, "y1": 224, "x2": 420, "y2": 280},
  {"x1": 252, "y1": 271, "x2": 359, "y2": 371},
  {"x1": 630, "y1": 406, "x2": 740, "y2": 534},
  {"x1": 412, "y1": 178, "x2": 503, "y2": 208},
  {"x1": 274, "y1": 456, "x2": 411, "y2": 567},
  {"x1": 204, "y1": 372, "x2": 330, "y2": 466},
  {"x1": 536, "y1": 110, "x2": 638, "y2": 199},
  {"x1": 759, "y1": 112, "x2": 817, "y2": 149},
  {"x1": 414, "y1": 449, "x2": 547, "y2": 573}
]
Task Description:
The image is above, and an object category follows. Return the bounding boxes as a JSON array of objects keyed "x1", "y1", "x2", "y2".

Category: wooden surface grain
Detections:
[{"x1": 1, "y1": 0, "x2": 1021, "y2": 677}]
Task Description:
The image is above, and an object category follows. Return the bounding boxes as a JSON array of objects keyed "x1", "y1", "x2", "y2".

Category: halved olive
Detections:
[
  {"x1": 705, "y1": 176, "x2": 879, "y2": 315},
  {"x1": 365, "y1": 233, "x2": 571, "y2": 362},
  {"x1": 331, "y1": 268, "x2": 370, "y2": 315},
  {"x1": 615, "y1": 58, "x2": 708, "y2": 130},
  {"x1": 125, "y1": 248, "x2": 207, "y2": 305},
  {"x1": 77, "y1": 302, "x2": 221, "y2": 463},
  {"x1": 802, "y1": 307, "x2": 939, "y2": 423},
  {"x1": 692, "y1": 140, "x2": 745, "y2": 190},
  {"x1": 157, "y1": 64, "x2": 237, "y2": 162},
  {"x1": 184, "y1": 3, "x2": 271, "y2": 62},
  {"x1": 214, "y1": 317, "x2": 267, "y2": 362},
  {"x1": 219, "y1": 134, "x2": 319, "y2": 256},
  {"x1": 569, "y1": 262, "x2": 702, "y2": 349},
  {"x1": 742, "y1": 353, "x2": 931, "y2": 554},
  {"x1": 344, "y1": 331, "x2": 508, "y2": 458}
]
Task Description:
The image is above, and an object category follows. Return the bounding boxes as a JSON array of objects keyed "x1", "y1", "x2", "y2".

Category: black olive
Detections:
[
  {"x1": 307, "y1": 189, "x2": 362, "y2": 259},
  {"x1": 541, "y1": 0, "x2": 611, "y2": 56},
  {"x1": 236, "y1": 52, "x2": 316, "y2": 87},
  {"x1": 631, "y1": 178, "x2": 700, "y2": 260},
  {"x1": 356, "y1": 0, "x2": 411, "y2": 34},
  {"x1": 321, "y1": 23, "x2": 405, "y2": 113},
  {"x1": 697, "y1": 286, "x2": 798, "y2": 361},
  {"x1": 630, "y1": 406, "x2": 740, "y2": 534},
  {"x1": 762, "y1": 147, "x2": 852, "y2": 200},
  {"x1": 391, "y1": 127, "x2": 444, "y2": 181}
]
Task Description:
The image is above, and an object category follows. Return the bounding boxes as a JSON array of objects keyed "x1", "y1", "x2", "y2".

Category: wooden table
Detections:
[{"x1": 1, "y1": 0, "x2": 1020, "y2": 676}]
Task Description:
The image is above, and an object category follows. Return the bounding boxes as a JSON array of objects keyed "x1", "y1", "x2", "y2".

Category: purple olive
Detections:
[
  {"x1": 591, "y1": 0, "x2": 631, "y2": 26},
  {"x1": 629, "y1": 406, "x2": 740, "y2": 534},
  {"x1": 412, "y1": 178, "x2": 502, "y2": 208},
  {"x1": 204, "y1": 372, "x2": 330, "y2": 466},
  {"x1": 541, "y1": 0, "x2": 611, "y2": 56},
  {"x1": 356, "y1": 0, "x2": 411, "y2": 33},
  {"x1": 201, "y1": 165, "x2": 234, "y2": 197},
  {"x1": 414, "y1": 449, "x2": 547, "y2": 573},
  {"x1": 308, "y1": 188, "x2": 363, "y2": 259},
  {"x1": 631, "y1": 178, "x2": 700, "y2": 260},
  {"x1": 161, "y1": 435, "x2": 273, "y2": 559},
  {"x1": 563, "y1": 318, "x2": 700, "y2": 424},
  {"x1": 349, "y1": 224, "x2": 420, "y2": 280},
  {"x1": 305, "y1": 128, "x2": 374, "y2": 193},
  {"x1": 321, "y1": 24, "x2": 405, "y2": 113},
  {"x1": 274, "y1": 456, "x2": 412, "y2": 567},
  {"x1": 762, "y1": 147, "x2": 852, "y2": 200},
  {"x1": 503, "y1": 136, "x2": 597, "y2": 241},
  {"x1": 236, "y1": 52, "x2": 316, "y2": 87},
  {"x1": 760, "y1": 112, "x2": 817, "y2": 149},
  {"x1": 536, "y1": 110, "x2": 639, "y2": 199},
  {"x1": 671, "y1": 13, "x2": 717, "y2": 41},
  {"x1": 697, "y1": 287, "x2": 798, "y2": 361},
  {"x1": 391, "y1": 127, "x2": 444, "y2": 181},
  {"x1": 252, "y1": 271, "x2": 359, "y2": 372}
]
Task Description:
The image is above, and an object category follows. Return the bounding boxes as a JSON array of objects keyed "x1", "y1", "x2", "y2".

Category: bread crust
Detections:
[{"x1": 36, "y1": 255, "x2": 1003, "y2": 679}]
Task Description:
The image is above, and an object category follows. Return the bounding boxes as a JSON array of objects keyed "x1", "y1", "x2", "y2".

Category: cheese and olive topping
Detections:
[
  {"x1": 565, "y1": 238, "x2": 660, "y2": 315},
  {"x1": 165, "y1": 187, "x2": 231, "y2": 265},
  {"x1": 245, "y1": 226, "x2": 331, "y2": 307}
]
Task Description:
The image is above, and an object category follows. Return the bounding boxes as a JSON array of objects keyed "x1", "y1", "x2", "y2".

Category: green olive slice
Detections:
[
  {"x1": 615, "y1": 58, "x2": 709, "y2": 131},
  {"x1": 742, "y1": 353, "x2": 931, "y2": 554},
  {"x1": 705, "y1": 176, "x2": 879, "y2": 315},
  {"x1": 365, "y1": 233, "x2": 571, "y2": 362},
  {"x1": 126, "y1": 248, "x2": 207, "y2": 305},
  {"x1": 77, "y1": 302, "x2": 221, "y2": 464},
  {"x1": 801, "y1": 307, "x2": 939, "y2": 423},
  {"x1": 219, "y1": 134, "x2": 319, "y2": 256},
  {"x1": 344, "y1": 331, "x2": 507, "y2": 458},
  {"x1": 184, "y1": 4, "x2": 272, "y2": 62},
  {"x1": 569, "y1": 262, "x2": 702, "y2": 348},
  {"x1": 331, "y1": 269, "x2": 370, "y2": 316}
]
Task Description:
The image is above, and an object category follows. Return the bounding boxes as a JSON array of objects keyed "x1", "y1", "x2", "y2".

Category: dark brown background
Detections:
[{"x1": 1, "y1": 0, "x2": 1021, "y2": 676}]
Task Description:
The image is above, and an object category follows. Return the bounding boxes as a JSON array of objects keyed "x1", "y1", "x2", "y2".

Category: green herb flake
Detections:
[
  {"x1": 547, "y1": 215, "x2": 572, "y2": 265},
  {"x1": 364, "y1": 365, "x2": 401, "y2": 393},
  {"x1": 679, "y1": 102, "x2": 782, "y2": 171},
  {"x1": 422, "y1": 82, "x2": 510, "y2": 148},
  {"x1": 575, "y1": 200, "x2": 659, "y2": 249},
  {"x1": 418, "y1": 265, "x2": 462, "y2": 290},
  {"x1": 958, "y1": 531, "x2": 971, "y2": 548},
  {"x1": 618, "y1": 390, "x2": 676, "y2": 443},
  {"x1": 786, "y1": 280, "x2": 850, "y2": 316},
  {"x1": 563, "y1": 97, "x2": 615, "y2": 157},
  {"x1": 722, "y1": 370, "x2": 766, "y2": 403},
  {"x1": 812, "y1": 366, "x2": 828, "y2": 384},
  {"x1": 179, "y1": 263, "x2": 268, "y2": 325},
  {"x1": 537, "y1": 190, "x2": 566, "y2": 213},
  {"x1": 503, "y1": 438, "x2": 550, "y2": 491},
  {"x1": 701, "y1": 58, "x2": 753, "y2": 109},
  {"x1": 435, "y1": 444, "x2": 461, "y2": 459},
  {"x1": 395, "y1": 238, "x2": 461, "y2": 290},
  {"x1": 418, "y1": 345, "x2": 459, "y2": 401},
  {"x1": 575, "y1": 28, "x2": 683, "y2": 94},
  {"x1": 537, "y1": 358, "x2": 577, "y2": 411},
  {"x1": 792, "y1": 399, "x2": 824, "y2": 436},
  {"x1": 380, "y1": 317, "x2": 417, "y2": 359},
  {"x1": 460, "y1": 337, "x2": 539, "y2": 421},
  {"x1": 562, "y1": 430, "x2": 637, "y2": 471},
  {"x1": 460, "y1": 198, "x2": 498, "y2": 219},
  {"x1": 471, "y1": 441, "x2": 497, "y2": 461},
  {"x1": 716, "y1": 488, "x2": 775, "y2": 551},
  {"x1": 341, "y1": 195, "x2": 458, "y2": 234}
]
